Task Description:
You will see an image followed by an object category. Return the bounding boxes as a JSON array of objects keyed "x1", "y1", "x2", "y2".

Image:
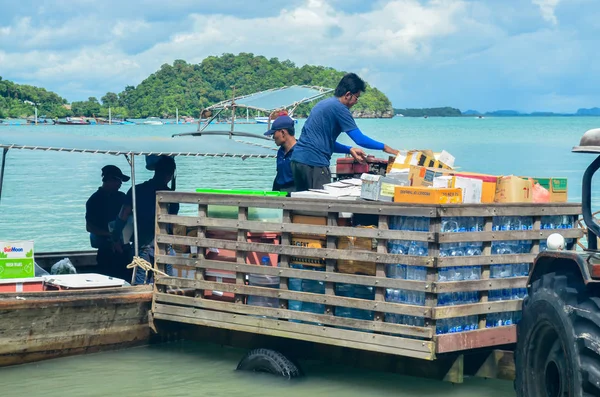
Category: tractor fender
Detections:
[{"x1": 529, "y1": 251, "x2": 593, "y2": 286}]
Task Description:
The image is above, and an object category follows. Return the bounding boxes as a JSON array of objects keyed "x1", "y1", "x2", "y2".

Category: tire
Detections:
[
  {"x1": 236, "y1": 348, "x2": 301, "y2": 379},
  {"x1": 515, "y1": 271, "x2": 600, "y2": 397}
]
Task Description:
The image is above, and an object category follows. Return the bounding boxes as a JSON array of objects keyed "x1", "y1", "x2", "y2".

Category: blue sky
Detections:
[{"x1": 0, "y1": 0, "x2": 598, "y2": 113}]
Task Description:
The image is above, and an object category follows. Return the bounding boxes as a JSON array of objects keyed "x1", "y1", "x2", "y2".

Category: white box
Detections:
[
  {"x1": 360, "y1": 173, "x2": 410, "y2": 202},
  {"x1": 433, "y1": 175, "x2": 483, "y2": 204}
]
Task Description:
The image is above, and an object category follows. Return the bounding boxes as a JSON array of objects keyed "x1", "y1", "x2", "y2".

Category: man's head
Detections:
[
  {"x1": 264, "y1": 115, "x2": 295, "y2": 147},
  {"x1": 101, "y1": 165, "x2": 130, "y2": 191},
  {"x1": 334, "y1": 73, "x2": 366, "y2": 109},
  {"x1": 153, "y1": 155, "x2": 176, "y2": 183}
]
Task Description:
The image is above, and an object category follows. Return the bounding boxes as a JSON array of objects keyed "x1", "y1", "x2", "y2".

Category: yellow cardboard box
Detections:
[
  {"x1": 290, "y1": 236, "x2": 326, "y2": 268},
  {"x1": 494, "y1": 176, "x2": 533, "y2": 203},
  {"x1": 394, "y1": 186, "x2": 463, "y2": 204},
  {"x1": 389, "y1": 150, "x2": 453, "y2": 173}
]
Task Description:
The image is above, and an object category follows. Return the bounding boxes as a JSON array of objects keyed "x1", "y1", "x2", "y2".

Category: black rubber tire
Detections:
[
  {"x1": 515, "y1": 271, "x2": 600, "y2": 397},
  {"x1": 236, "y1": 348, "x2": 301, "y2": 379}
]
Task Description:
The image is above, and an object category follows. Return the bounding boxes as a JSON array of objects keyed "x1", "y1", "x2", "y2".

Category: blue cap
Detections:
[{"x1": 264, "y1": 115, "x2": 295, "y2": 136}]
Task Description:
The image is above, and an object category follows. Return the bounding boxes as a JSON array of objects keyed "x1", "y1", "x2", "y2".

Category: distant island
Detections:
[
  {"x1": 0, "y1": 53, "x2": 394, "y2": 119},
  {"x1": 394, "y1": 107, "x2": 600, "y2": 117}
]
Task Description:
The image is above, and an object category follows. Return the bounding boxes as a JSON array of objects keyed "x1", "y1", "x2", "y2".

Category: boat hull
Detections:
[{"x1": 0, "y1": 285, "x2": 152, "y2": 367}]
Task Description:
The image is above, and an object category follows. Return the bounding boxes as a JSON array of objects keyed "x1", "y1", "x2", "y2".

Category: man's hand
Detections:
[
  {"x1": 112, "y1": 241, "x2": 123, "y2": 254},
  {"x1": 383, "y1": 145, "x2": 400, "y2": 156},
  {"x1": 349, "y1": 147, "x2": 367, "y2": 163}
]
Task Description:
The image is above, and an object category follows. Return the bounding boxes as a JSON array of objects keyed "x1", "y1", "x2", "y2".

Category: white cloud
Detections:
[
  {"x1": 0, "y1": 0, "x2": 598, "y2": 112},
  {"x1": 532, "y1": 0, "x2": 561, "y2": 25}
]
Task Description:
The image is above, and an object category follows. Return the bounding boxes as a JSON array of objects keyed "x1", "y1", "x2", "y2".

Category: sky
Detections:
[{"x1": 0, "y1": 0, "x2": 598, "y2": 113}]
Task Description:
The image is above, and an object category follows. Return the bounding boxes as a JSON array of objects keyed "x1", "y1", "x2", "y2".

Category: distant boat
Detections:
[
  {"x1": 54, "y1": 117, "x2": 89, "y2": 125},
  {"x1": 143, "y1": 117, "x2": 163, "y2": 125},
  {"x1": 476, "y1": 116, "x2": 484, "y2": 119},
  {"x1": 255, "y1": 116, "x2": 298, "y2": 124},
  {"x1": 424, "y1": 115, "x2": 428, "y2": 119}
]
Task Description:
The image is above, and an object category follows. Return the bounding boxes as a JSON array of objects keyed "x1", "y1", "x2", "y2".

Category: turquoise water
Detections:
[
  {"x1": 0, "y1": 341, "x2": 515, "y2": 397},
  {"x1": 2, "y1": 117, "x2": 599, "y2": 396},
  {"x1": 1, "y1": 116, "x2": 598, "y2": 252}
]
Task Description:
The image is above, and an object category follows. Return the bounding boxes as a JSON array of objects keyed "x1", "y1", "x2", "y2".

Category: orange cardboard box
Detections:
[
  {"x1": 494, "y1": 176, "x2": 533, "y2": 203},
  {"x1": 394, "y1": 186, "x2": 462, "y2": 204}
]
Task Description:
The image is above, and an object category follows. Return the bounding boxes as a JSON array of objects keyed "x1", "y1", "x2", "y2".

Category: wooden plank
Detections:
[
  {"x1": 156, "y1": 256, "x2": 431, "y2": 291},
  {"x1": 156, "y1": 191, "x2": 439, "y2": 216},
  {"x1": 473, "y1": 350, "x2": 516, "y2": 381},
  {"x1": 279, "y1": 210, "x2": 291, "y2": 308},
  {"x1": 156, "y1": 277, "x2": 432, "y2": 317},
  {"x1": 437, "y1": 254, "x2": 536, "y2": 267},
  {"x1": 437, "y1": 204, "x2": 581, "y2": 217},
  {"x1": 153, "y1": 304, "x2": 436, "y2": 359},
  {"x1": 325, "y1": 213, "x2": 337, "y2": 316},
  {"x1": 434, "y1": 277, "x2": 528, "y2": 293},
  {"x1": 235, "y1": 206, "x2": 248, "y2": 304},
  {"x1": 479, "y1": 216, "x2": 493, "y2": 329},
  {"x1": 442, "y1": 354, "x2": 464, "y2": 384},
  {"x1": 374, "y1": 215, "x2": 388, "y2": 322},
  {"x1": 435, "y1": 326, "x2": 517, "y2": 353},
  {"x1": 438, "y1": 228, "x2": 582, "y2": 243},
  {"x1": 432, "y1": 300, "x2": 522, "y2": 319},
  {"x1": 154, "y1": 200, "x2": 169, "y2": 294},
  {"x1": 157, "y1": 234, "x2": 434, "y2": 266},
  {"x1": 155, "y1": 293, "x2": 434, "y2": 338},
  {"x1": 0, "y1": 286, "x2": 152, "y2": 310},
  {"x1": 158, "y1": 214, "x2": 434, "y2": 242}
]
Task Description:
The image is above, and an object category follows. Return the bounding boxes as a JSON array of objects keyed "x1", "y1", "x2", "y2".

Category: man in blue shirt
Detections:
[
  {"x1": 291, "y1": 73, "x2": 399, "y2": 190},
  {"x1": 264, "y1": 115, "x2": 296, "y2": 193}
]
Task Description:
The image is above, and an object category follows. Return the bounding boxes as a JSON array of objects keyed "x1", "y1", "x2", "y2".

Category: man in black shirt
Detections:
[
  {"x1": 85, "y1": 165, "x2": 132, "y2": 280},
  {"x1": 112, "y1": 155, "x2": 177, "y2": 284}
]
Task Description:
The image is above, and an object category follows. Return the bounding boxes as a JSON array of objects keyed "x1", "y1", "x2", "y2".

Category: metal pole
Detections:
[
  {"x1": 128, "y1": 154, "x2": 140, "y2": 285},
  {"x1": 230, "y1": 86, "x2": 236, "y2": 136},
  {"x1": 109, "y1": 107, "x2": 112, "y2": 125},
  {"x1": 176, "y1": 108, "x2": 179, "y2": 124},
  {"x1": 35, "y1": 108, "x2": 38, "y2": 125},
  {"x1": 0, "y1": 148, "x2": 8, "y2": 203}
]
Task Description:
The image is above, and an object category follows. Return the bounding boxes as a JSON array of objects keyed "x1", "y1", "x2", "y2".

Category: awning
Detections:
[
  {"x1": 0, "y1": 130, "x2": 276, "y2": 158},
  {"x1": 207, "y1": 85, "x2": 333, "y2": 113}
]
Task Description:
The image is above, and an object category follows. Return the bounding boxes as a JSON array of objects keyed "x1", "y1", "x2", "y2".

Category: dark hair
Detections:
[
  {"x1": 284, "y1": 126, "x2": 295, "y2": 136},
  {"x1": 334, "y1": 73, "x2": 366, "y2": 97}
]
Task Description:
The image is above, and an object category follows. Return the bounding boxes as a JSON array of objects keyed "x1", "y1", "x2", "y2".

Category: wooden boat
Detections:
[
  {"x1": 54, "y1": 117, "x2": 90, "y2": 125},
  {"x1": 0, "y1": 127, "x2": 275, "y2": 367}
]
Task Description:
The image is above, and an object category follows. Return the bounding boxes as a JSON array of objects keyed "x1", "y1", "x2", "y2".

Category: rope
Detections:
[{"x1": 126, "y1": 256, "x2": 169, "y2": 278}]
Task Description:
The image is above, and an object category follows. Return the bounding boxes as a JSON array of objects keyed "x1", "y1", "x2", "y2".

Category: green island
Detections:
[{"x1": 0, "y1": 53, "x2": 393, "y2": 119}]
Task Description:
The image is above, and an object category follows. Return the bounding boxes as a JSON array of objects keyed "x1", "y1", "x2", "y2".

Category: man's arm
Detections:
[
  {"x1": 86, "y1": 222, "x2": 110, "y2": 237},
  {"x1": 346, "y1": 128, "x2": 399, "y2": 155}
]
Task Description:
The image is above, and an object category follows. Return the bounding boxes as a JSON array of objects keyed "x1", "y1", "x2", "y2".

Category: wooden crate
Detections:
[{"x1": 151, "y1": 192, "x2": 583, "y2": 362}]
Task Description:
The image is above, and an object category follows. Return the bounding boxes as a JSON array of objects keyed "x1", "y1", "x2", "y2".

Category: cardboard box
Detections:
[
  {"x1": 360, "y1": 173, "x2": 410, "y2": 202},
  {"x1": 433, "y1": 175, "x2": 483, "y2": 204},
  {"x1": 290, "y1": 236, "x2": 326, "y2": 268},
  {"x1": 0, "y1": 241, "x2": 35, "y2": 279},
  {"x1": 530, "y1": 177, "x2": 568, "y2": 203},
  {"x1": 394, "y1": 186, "x2": 462, "y2": 204},
  {"x1": 390, "y1": 150, "x2": 453, "y2": 173},
  {"x1": 452, "y1": 172, "x2": 498, "y2": 204},
  {"x1": 435, "y1": 150, "x2": 456, "y2": 168},
  {"x1": 494, "y1": 176, "x2": 533, "y2": 203},
  {"x1": 336, "y1": 231, "x2": 377, "y2": 276},
  {"x1": 408, "y1": 165, "x2": 451, "y2": 187}
]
